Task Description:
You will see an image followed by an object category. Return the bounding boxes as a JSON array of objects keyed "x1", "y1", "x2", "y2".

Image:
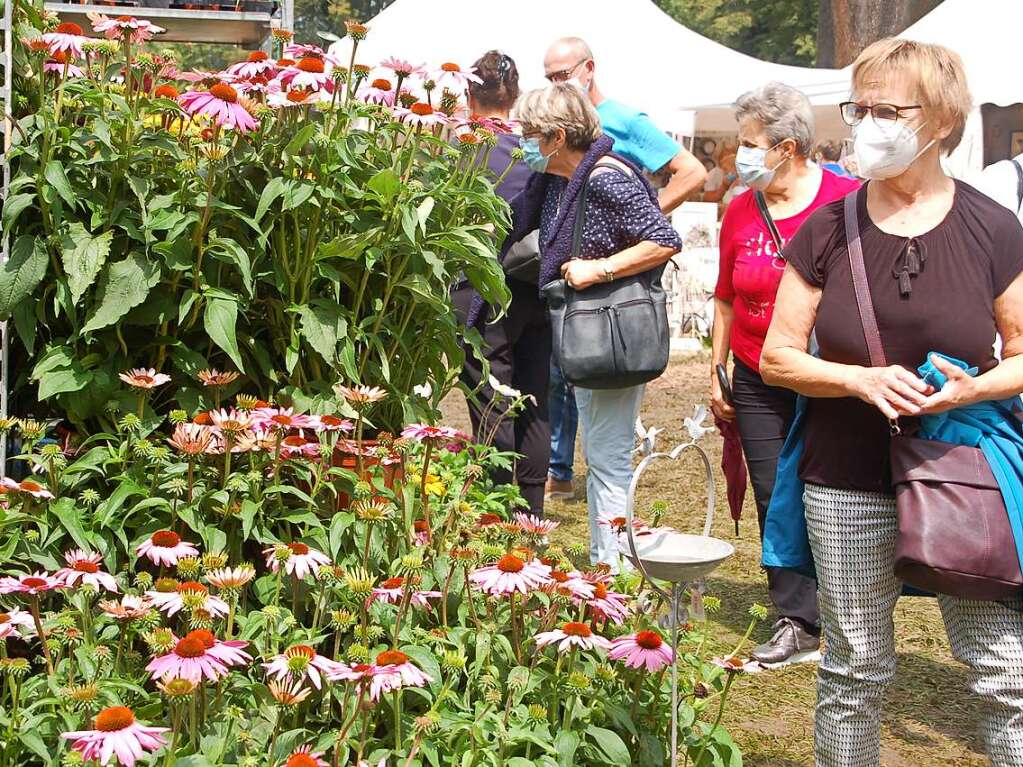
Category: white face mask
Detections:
[
  {"x1": 735, "y1": 143, "x2": 789, "y2": 191},
  {"x1": 565, "y1": 75, "x2": 590, "y2": 93},
  {"x1": 852, "y1": 116, "x2": 935, "y2": 180}
]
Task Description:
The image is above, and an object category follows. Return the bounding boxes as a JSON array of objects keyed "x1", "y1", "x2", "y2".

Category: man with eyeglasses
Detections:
[{"x1": 540, "y1": 36, "x2": 707, "y2": 505}]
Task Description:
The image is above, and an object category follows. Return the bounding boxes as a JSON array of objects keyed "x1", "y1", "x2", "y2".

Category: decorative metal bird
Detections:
[
  {"x1": 684, "y1": 404, "x2": 716, "y2": 443},
  {"x1": 632, "y1": 418, "x2": 663, "y2": 457}
]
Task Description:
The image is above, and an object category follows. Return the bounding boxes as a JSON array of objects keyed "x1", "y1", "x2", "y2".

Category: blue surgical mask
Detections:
[
  {"x1": 735, "y1": 142, "x2": 789, "y2": 191},
  {"x1": 520, "y1": 137, "x2": 556, "y2": 173}
]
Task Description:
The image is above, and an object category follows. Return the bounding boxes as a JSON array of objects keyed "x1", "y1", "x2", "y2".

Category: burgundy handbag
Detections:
[{"x1": 843, "y1": 192, "x2": 1023, "y2": 600}]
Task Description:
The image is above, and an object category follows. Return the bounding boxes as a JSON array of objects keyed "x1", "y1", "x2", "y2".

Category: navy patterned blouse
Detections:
[{"x1": 539, "y1": 167, "x2": 682, "y2": 265}]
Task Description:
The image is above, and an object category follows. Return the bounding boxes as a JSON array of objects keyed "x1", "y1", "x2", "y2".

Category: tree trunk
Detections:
[{"x1": 817, "y1": 0, "x2": 943, "y2": 67}]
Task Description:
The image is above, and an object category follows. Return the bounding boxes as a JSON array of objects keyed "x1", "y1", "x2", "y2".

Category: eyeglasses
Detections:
[
  {"x1": 839, "y1": 101, "x2": 923, "y2": 127},
  {"x1": 545, "y1": 58, "x2": 589, "y2": 83}
]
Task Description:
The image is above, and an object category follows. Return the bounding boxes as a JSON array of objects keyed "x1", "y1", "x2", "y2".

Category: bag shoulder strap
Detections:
[
  {"x1": 843, "y1": 190, "x2": 888, "y2": 368},
  {"x1": 1012, "y1": 159, "x2": 1023, "y2": 213},
  {"x1": 755, "y1": 191, "x2": 784, "y2": 254},
  {"x1": 570, "y1": 160, "x2": 630, "y2": 258}
]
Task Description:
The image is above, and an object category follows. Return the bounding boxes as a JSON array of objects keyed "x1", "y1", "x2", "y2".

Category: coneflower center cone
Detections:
[
  {"x1": 497, "y1": 554, "x2": 524, "y2": 573},
  {"x1": 72, "y1": 559, "x2": 99, "y2": 573},
  {"x1": 247, "y1": 51, "x2": 268, "y2": 62},
  {"x1": 381, "y1": 577, "x2": 404, "y2": 589},
  {"x1": 376, "y1": 649, "x2": 408, "y2": 666},
  {"x1": 562, "y1": 622, "x2": 592, "y2": 637},
  {"x1": 187, "y1": 629, "x2": 216, "y2": 649},
  {"x1": 174, "y1": 636, "x2": 207, "y2": 658},
  {"x1": 209, "y1": 83, "x2": 238, "y2": 103},
  {"x1": 55, "y1": 22, "x2": 83, "y2": 34},
  {"x1": 635, "y1": 630, "x2": 663, "y2": 649},
  {"x1": 410, "y1": 103, "x2": 433, "y2": 116},
  {"x1": 287, "y1": 542, "x2": 310, "y2": 556},
  {"x1": 94, "y1": 706, "x2": 136, "y2": 732},
  {"x1": 296, "y1": 57, "x2": 324, "y2": 73},
  {"x1": 22, "y1": 577, "x2": 48, "y2": 589},
  {"x1": 151, "y1": 530, "x2": 181, "y2": 548}
]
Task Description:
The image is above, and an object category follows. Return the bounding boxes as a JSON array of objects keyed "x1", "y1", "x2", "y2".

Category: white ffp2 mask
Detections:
[{"x1": 852, "y1": 116, "x2": 935, "y2": 180}]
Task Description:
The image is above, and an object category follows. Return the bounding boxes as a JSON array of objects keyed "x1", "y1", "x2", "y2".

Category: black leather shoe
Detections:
[{"x1": 751, "y1": 618, "x2": 820, "y2": 665}]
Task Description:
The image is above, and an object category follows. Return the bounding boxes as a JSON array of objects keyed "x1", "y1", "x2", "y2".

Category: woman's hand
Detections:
[
  {"x1": 917, "y1": 354, "x2": 982, "y2": 415},
  {"x1": 561, "y1": 259, "x2": 605, "y2": 290},
  {"x1": 849, "y1": 365, "x2": 934, "y2": 420},
  {"x1": 710, "y1": 373, "x2": 735, "y2": 421}
]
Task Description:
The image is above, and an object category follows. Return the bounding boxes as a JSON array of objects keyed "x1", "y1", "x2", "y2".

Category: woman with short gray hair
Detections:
[
  {"x1": 468, "y1": 83, "x2": 681, "y2": 569},
  {"x1": 710, "y1": 81, "x2": 860, "y2": 664}
]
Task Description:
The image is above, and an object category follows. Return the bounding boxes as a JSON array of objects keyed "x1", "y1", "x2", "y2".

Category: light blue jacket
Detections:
[{"x1": 762, "y1": 354, "x2": 1023, "y2": 580}]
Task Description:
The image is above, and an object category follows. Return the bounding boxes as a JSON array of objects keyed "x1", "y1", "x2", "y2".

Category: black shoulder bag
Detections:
[
  {"x1": 541, "y1": 162, "x2": 670, "y2": 390},
  {"x1": 754, "y1": 190, "x2": 784, "y2": 255}
]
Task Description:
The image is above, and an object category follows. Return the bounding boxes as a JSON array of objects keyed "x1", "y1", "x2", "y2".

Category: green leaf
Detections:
[
  {"x1": 2, "y1": 192, "x2": 35, "y2": 231},
  {"x1": 285, "y1": 123, "x2": 318, "y2": 156},
  {"x1": 585, "y1": 726, "x2": 631, "y2": 765},
  {"x1": 417, "y1": 196, "x2": 435, "y2": 232},
  {"x1": 0, "y1": 236, "x2": 48, "y2": 320},
  {"x1": 255, "y1": 177, "x2": 286, "y2": 221},
  {"x1": 554, "y1": 731, "x2": 580, "y2": 767},
  {"x1": 368, "y1": 168, "x2": 400, "y2": 203},
  {"x1": 38, "y1": 366, "x2": 92, "y2": 400},
  {"x1": 50, "y1": 498, "x2": 92, "y2": 550},
  {"x1": 282, "y1": 181, "x2": 315, "y2": 211},
  {"x1": 81, "y1": 253, "x2": 160, "y2": 334},
  {"x1": 61, "y1": 223, "x2": 114, "y2": 303},
  {"x1": 204, "y1": 295, "x2": 246, "y2": 373},
  {"x1": 13, "y1": 298, "x2": 37, "y2": 355},
  {"x1": 209, "y1": 237, "x2": 253, "y2": 296},
  {"x1": 328, "y1": 512, "x2": 353, "y2": 558},
  {"x1": 44, "y1": 161, "x2": 76, "y2": 209},
  {"x1": 32, "y1": 346, "x2": 75, "y2": 378},
  {"x1": 299, "y1": 302, "x2": 347, "y2": 365}
]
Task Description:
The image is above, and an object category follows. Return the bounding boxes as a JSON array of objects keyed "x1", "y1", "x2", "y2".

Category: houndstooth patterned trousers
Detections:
[{"x1": 804, "y1": 483, "x2": 1023, "y2": 767}]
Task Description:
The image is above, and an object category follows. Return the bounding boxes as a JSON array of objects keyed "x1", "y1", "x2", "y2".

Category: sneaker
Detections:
[
  {"x1": 544, "y1": 477, "x2": 574, "y2": 501},
  {"x1": 751, "y1": 618, "x2": 820, "y2": 665}
]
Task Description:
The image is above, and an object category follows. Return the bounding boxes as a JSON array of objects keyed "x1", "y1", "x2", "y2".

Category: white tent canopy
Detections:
[{"x1": 328, "y1": 0, "x2": 845, "y2": 135}]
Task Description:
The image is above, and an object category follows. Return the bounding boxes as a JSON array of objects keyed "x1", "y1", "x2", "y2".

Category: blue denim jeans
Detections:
[
  {"x1": 548, "y1": 361, "x2": 578, "y2": 482},
  {"x1": 575, "y1": 384, "x2": 645, "y2": 570}
]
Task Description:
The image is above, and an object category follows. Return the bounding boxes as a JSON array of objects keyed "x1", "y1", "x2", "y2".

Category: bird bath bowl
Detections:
[
  {"x1": 619, "y1": 529, "x2": 734, "y2": 584},
  {"x1": 622, "y1": 408, "x2": 736, "y2": 767}
]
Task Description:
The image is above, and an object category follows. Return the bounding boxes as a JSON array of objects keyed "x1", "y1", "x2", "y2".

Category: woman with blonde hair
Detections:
[{"x1": 761, "y1": 38, "x2": 1023, "y2": 766}]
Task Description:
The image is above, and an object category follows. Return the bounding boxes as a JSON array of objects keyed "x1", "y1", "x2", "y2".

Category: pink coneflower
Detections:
[
  {"x1": 711, "y1": 655, "x2": 750, "y2": 674},
  {"x1": 358, "y1": 77, "x2": 395, "y2": 106},
  {"x1": 0, "y1": 608, "x2": 35, "y2": 639},
  {"x1": 91, "y1": 14, "x2": 165, "y2": 43},
  {"x1": 251, "y1": 407, "x2": 316, "y2": 432},
  {"x1": 179, "y1": 84, "x2": 259, "y2": 133},
  {"x1": 372, "y1": 649, "x2": 432, "y2": 695},
  {"x1": 310, "y1": 415, "x2": 353, "y2": 433},
  {"x1": 0, "y1": 571, "x2": 62, "y2": 595},
  {"x1": 609, "y1": 630, "x2": 674, "y2": 672},
  {"x1": 226, "y1": 50, "x2": 276, "y2": 78},
  {"x1": 400, "y1": 424, "x2": 462, "y2": 443},
  {"x1": 268, "y1": 678, "x2": 312, "y2": 706},
  {"x1": 41, "y1": 22, "x2": 86, "y2": 58},
  {"x1": 279, "y1": 57, "x2": 334, "y2": 92},
  {"x1": 196, "y1": 368, "x2": 240, "y2": 388},
  {"x1": 61, "y1": 706, "x2": 169, "y2": 767},
  {"x1": 0, "y1": 477, "x2": 54, "y2": 499},
  {"x1": 534, "y1": 622, "x2": 612, "y2": 654},
  {"x1": 279, "y1": 435, "x2": 320, "y2": 459},
  {"x1": 264, "y1": 644, "x2": 348, "y2": 690},
  {"x1": 515, "y1": 512, "x2": 559, "y2": 536},
  {"x1": 264, "y1": 542, "x2": 330, "y2": 581},
  {"x1": 118, "y1": 368, "x2": 171, "y2": 389},
  {"x1": 136, "y1": 530, "x2": 199, "y2": 567},
  {"x1": 455, "y1": 113, "x2": 517, "y2": 135},
  {"x1": 431, "y1": 62, "x2": 482, "y2": 90},
  {"x1": 147, "y1": 581, "x2": 229, "y2": 618},
  {"x1": 546, "y1": 570, "x2": 595, "y2": 600},
  {"x1": 583, "y1": 580, "x2": 631, "y2": 625},
  {"x1": 181, "y1": 629, "x2": 250, "y2": 668},
  {"x1": 394, "y1": 102, "x2": 447, "y2": 129},
  {"x1": 98, "y1": 595, "x2": 152, "y2": 622},
  {"x1": 167, "y1": 423, "x2": 215, "y2": 456},
  {"x1": 146, "y1": 634, "x2": 231, "y2": 683},
  {"x1": 368, "y1": 576, "x2": 405, "y2": 606},
  {"x1": 268, "y1": 88, "x2": 326, "y2": 109},
  {"x1": 328, "y1": 662, "x2": 395, "y2": 699},
  {"x1": 283, "y1": 42, "x2": 331, "y2": 61},
  {"x1": 207, "y1": 407, "x2": 253, "y2": 435},
  {"x1": 204, "y1": 566, "x2": 255, "y2": 591},
  {"x1": 469, "y1": 554, "x2": 551, "y2": 596},
  {"x1": 56, "y1": 549, "x2": 119, "y2": 593},
  {"x1": 235, "y1": 74, "x2": 280, "y2": 97},
  {"x1": 335, "y1": 384, "x2": 387, "y2": 406},
  {"x1": 43, "y1": 55, "x2": 85, "y2": 79},
  {"x1": 284, "y1": 745, "x2": 329, "y2": 767},
  {"x1": 379, "y1": 56, "x2": 426, "y2": 79}
]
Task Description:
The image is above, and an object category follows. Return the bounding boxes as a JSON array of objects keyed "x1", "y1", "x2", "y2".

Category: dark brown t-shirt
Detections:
[{"x1": 784, "y1": 181, "x2": 1023, "y2": 493}]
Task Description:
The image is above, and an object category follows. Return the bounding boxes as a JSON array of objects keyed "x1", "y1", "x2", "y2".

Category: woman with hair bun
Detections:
[{"x1": 453, "y1": 51, "x2": 553, "y2": 518}]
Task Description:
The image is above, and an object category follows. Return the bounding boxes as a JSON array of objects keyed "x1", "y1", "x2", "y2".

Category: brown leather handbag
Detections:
[{"x1": 843, "y1": 192, "x2": 1023, "y2": 600}]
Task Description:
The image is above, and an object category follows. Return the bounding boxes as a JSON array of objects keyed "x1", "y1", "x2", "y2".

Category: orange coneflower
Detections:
[
  {"x1": 167, "y1": 423, "x2": 214, "y2": 455},
  {"x1": 334, "y1": 384, "x2": 387, "y2": 406},
  {"x1": 197, "y1": 368, "x2": 240, "y2": 388}
]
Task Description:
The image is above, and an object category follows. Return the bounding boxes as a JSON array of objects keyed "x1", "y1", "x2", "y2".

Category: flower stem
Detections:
[
  {"x1": 392, "y1": 688, "x2": 402, "y2": 752},
  {"x1": 28, "y1": 597, "x2": 53, "y2": 676}
]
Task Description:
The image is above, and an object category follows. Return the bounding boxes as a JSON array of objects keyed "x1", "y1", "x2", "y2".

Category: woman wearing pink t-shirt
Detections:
[{"x1": 711, "y1": 82, "x2": 860, "y2": 665}]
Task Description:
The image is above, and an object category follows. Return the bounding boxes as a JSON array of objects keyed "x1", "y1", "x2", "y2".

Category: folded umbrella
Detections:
[{"x1": 715, "y1": 416, "x2": 747, "y2": 535}]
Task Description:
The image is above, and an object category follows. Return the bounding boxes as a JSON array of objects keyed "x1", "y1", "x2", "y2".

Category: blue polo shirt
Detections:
[{"x1": 595, "y1": 99, "x2": 680, "y2": 174}]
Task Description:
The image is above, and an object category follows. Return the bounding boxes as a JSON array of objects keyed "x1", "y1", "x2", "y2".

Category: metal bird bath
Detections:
[{"x1": 619, "y1": 411, "x2": 735, "y2": 767}]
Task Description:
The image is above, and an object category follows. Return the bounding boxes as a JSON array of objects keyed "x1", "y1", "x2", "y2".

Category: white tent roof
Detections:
[{"x1": 328, "y1": 0, "x2": 845, "y2": 134}]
